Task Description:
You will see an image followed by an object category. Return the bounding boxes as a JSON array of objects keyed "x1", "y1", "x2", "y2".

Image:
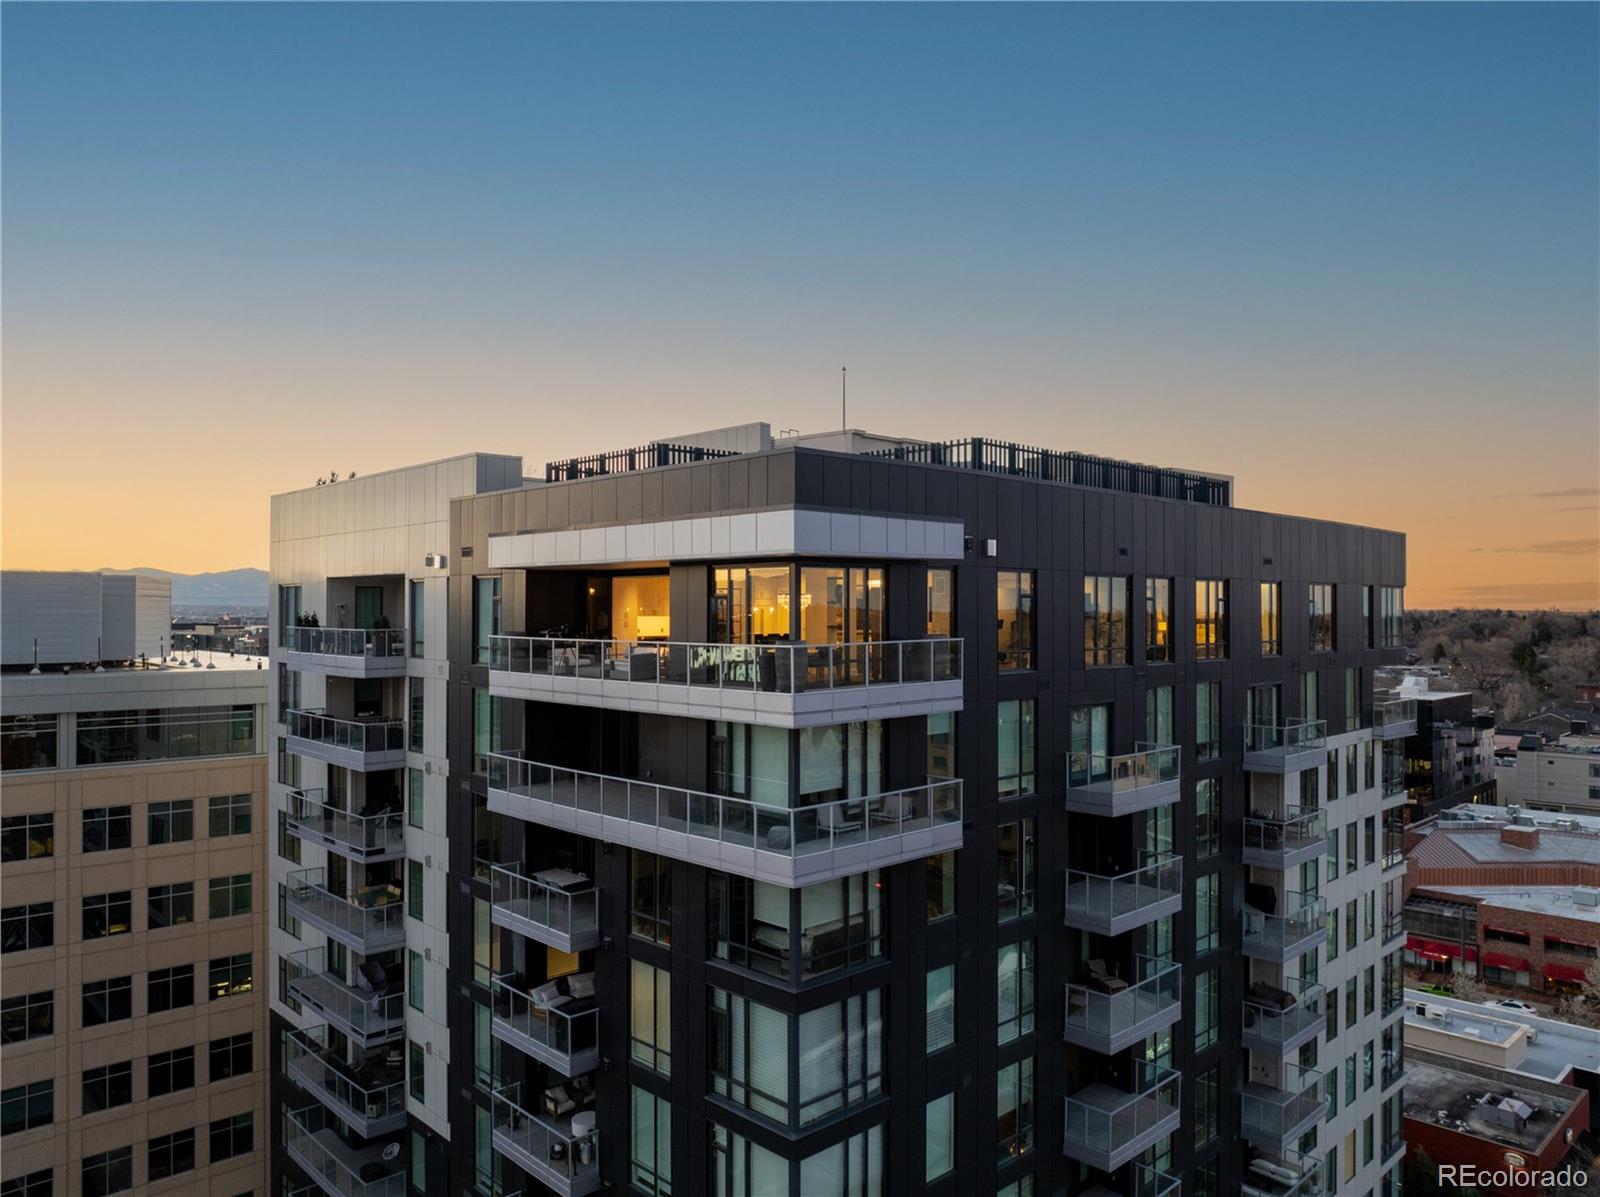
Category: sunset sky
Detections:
[{"x1": 3, "y1": 4, "x2": 1596, "y2": 608}]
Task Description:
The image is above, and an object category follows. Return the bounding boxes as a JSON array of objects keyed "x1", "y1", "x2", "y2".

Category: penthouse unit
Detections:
[
  {"x1": 0, "y1": 596, "x2": 271, "y2": 1197},
  {"x1": 270, "y1": 422, "x2": 1409, "y2": 1197},
  {"x1": 1384, "y1": 678, "x2": 1495, "y2": 824}
]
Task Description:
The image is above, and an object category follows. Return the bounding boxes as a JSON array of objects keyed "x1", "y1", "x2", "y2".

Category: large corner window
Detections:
[
  {"x1": 709, "y1": 870, "x2": 883, "y2": 983},
  {"x1": 1145, "y1": 577, "x2": 1172, "y2": 662},
  {"x1": 472, "y1": 576, "x2": 501, "y2": 665},
  {"x1": 1194, "y1": 580, "x2": 1228, "y2": 660},
  {"x1": 997, "y1": 571, "x2": 1035, "y2": 671},
  {"x1": 1309, "y1": 584, "x2": 1336, "y2": 653},
  {"x1": 1260, "y1": 582, "x2": 1282, "y2": 656},
  {"x1": 1378, "y1": 587, "x2": 1404, "y2": 649},
  {"x1": 1082, "y1": 576, "x2": 1129, "y2": 667}
]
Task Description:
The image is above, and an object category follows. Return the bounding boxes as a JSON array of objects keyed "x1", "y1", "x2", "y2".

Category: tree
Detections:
[
  {"x1": 1431, "y1": 642, "x2": 1448, "y2": 664},
  {"x1": 1552, "y1": 958, "x2": 1600, "y2": 1030}
]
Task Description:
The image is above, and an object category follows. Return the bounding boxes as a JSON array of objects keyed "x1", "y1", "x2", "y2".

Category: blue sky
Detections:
[{"x1": 3, "y1": 3, "x2": 1596, "y2": 605}]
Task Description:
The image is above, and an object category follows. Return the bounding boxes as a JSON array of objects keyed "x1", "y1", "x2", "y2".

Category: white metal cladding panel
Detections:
[{"x1": 1, "y1": 572, "x2": 104, "y2": 665}]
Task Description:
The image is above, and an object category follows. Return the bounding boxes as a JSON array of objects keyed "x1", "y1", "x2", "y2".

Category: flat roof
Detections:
[
  {"x1": 1403, "y1": 1057, "x2": 1575, "y2": 1153},
  {"x1": 1405, "y1": 1003, "x2": 1525, "y2": 1045},
  {"x1": 1423, "y1": 885, "x2": 1600, "y2": 921},
  {"x1": 1404, "y1": 989, "x2": 1600, "y2": 1083}
]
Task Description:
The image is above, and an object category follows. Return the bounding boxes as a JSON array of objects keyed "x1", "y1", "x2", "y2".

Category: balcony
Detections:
[
  {"x1": 488, "y1": 753, "x2": 962, "y2": 888},
  {"x1": 1383, "y1": 1132, "x2": 1406, "y2": 1165},
  {"x1": 1382, "y1": 1047, "x2": 1406, "y2": 1090},
  {"x1": 1383, "y1": 912, "x2": 1405, "y2": 950},
  {"x1": 1061, "y1": 1062, "x2": 1182, "y2": 1172},
  {"x1": 1381, "y1": 766, "x2": 1407, "y2": 808},
  {"x1": 286, "y1": 709, "x2": 406, "y2": 772},
  {"x1": 1243, "y1": 721, "x2": 1327, "y2": 774},
  {"x1": 1062, "y1": 853, "x2": 1183, "y2": 937},
  {"x1": 1062, "y1": 745, "x2": 1181, "y2": 818},
  {"x1": 1372, "y1": 696, "x2": 1418, "y2": 740},
  {"x1": 1242, "y1": 1149, "x2": 1321, "y2": 1197},
  {"x1": 490, "y1": 973, "x2": 600, "y2": 1077},
  {"x1": 1241, "y1": 977, "x2": 1326, "y2": 1055},
  {"x1": 1242, "y1": 893, "x2": 1327, "y2": 964},
  {"x1": 1242, "y1": 807, "x2": 1327, "y2": 870},
  {"x1": 1125, "y1": 1164, "x2": 1182, "y2": 1197},
  {"x1": 286, "y1": 868, "x2": 406, "y2": 954},
  {"x1": 284, "y1": 947, "x2": 404, "y2": 1048},
  {"x1": 489, "y1": 865, "x2": 600, "y2": 953},
  {"x1": 284, "y1": 788, "x2": 405, "y2": 863},
  {"x1": 284, "y1": 1105, "x2": 404, "y2": 1197},
  {"x1": 1064, "y1": 957, "x2": 1182, "y2": 1055},
  {"x1": 1382, "y1": 820, "x2": 1406, "y2": 875},
  {"x1": 1241, "y1": 1062, "x2": 1327, "y2": 1151},
  {"x1": 491, "y1": 1083, "x2": 600, "y2": 1197},
  {"x1": 285, "y1": 1025, "x2": 406, "y2": 1137},
  {"x1": 487, "y1": 634, "x2": 963, "y2": 730},
  {"x1": 283, "y1": 626, "x2": 408, "y2": 678}
]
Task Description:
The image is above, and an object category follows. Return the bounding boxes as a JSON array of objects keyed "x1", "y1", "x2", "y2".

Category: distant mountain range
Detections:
[{"x1": 98, "y1": 567, "x2": 268, "y2": 608}]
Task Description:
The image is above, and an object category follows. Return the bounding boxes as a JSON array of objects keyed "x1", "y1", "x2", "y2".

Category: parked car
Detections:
[{"x1": 1489, "y1": 998, "x2": 1538, "y2": 1013}]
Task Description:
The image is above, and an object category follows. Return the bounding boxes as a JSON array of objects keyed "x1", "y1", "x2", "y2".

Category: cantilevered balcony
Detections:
[
  {"x1": 285, "y1": 1026, "x2": 406, "y2": 1137},
  {"x1": 491, "y1": 1083, "x2": 601, "y2": 1197},
  {"x1": 1241, "y1": 1062, "x2": 1328, "y2": 1151},
  {"x1": 284, "y1": 947, "x2": 404, "y2": 1048},
  {"x1": 1241, "y1": 1149, "x2": 1322, "y2": 1197},
  {"x1": 1062, "y1": 745, "x2": 1181, "y2": 818},
  {"x1": 1062, "y1": 854, "x2": 1183, "y2": 937},
  {"x1": 1242, "y1": 893, "x2": 1327, "y2": 964},
  {"x1": 1372, "y1": 696, "x2": 1418, "y2": 740},
  {"x1": 1125, "y1": 1163, "x2": 1182, "y2": 1197},
  {"x1": 283, "y1": 626, "x2": 408, "y2": 678},
  {"x1": 1064, "y1": 957, "x2": 1183, "y2": 1055},
  {"x1": 284, "y1": 788, "x2": 405, "y2": 863},
  {"x1": 490, "y1": 973, "x2": 600, "y2": 1077},
  {"x1": 487, "y1": 634, "x2": 963, "y2": 729},
  {"x1": 284, "y1": 1105, "x2": 404, "y2": 1197},
  {"x1": 489, "y1": 865, "x2": 600, "y2": 953},
  {"x1": 285, "y1": 709, "x2": 406, "y2": 772},
  {"x1": 487, "y1": 753, "x2": 962, "y2": 888},
  {"x1": 1061, "y1": 1062, "x2": 1182, "y2": 1173},
  {"x1": 286, "y1": 868, "x2": 405, "y2": 954},
  {"x1": 1243, "y1": 721, "x2": 1327, "y2": 774},
  {"x1": 1242, "y1": 807, "x2": 1327, "y2": 870},
  {"x1": 1241, "y1": 977, "x2": 1326, "y2": 1055}
]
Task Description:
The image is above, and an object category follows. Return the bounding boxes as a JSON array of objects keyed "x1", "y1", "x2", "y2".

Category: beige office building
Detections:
[{"x1": 1, "y1": 593, "x2": 271, "y2": 1197}]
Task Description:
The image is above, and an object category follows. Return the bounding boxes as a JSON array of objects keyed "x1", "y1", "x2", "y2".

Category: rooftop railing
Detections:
[
  {"x1": 1373, "y1": 696, "x2": 1418, "y2": 736},
  {"x1": 286, "y1": 709, "x2": 406, "y2": 755},
  {"x1": 284, "y1": 625, "x2": 406, "y2": 659},
  {"x1": 489, "y1": 753, "x2": 961, "y2": 872},
  {"x1": 545, "y1": 440, "x2": 738, "y2": 481},
  {"x1": 488, "y1": 635, "x2": 962, "y2": 692},
  {"x1": 285, "y1": 788, "x2": 405, "y2": 860}
]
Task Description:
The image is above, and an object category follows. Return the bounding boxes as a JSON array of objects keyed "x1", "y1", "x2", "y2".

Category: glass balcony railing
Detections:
[
  {"x1": 1242, "y1": 806, "x2": 1326, "y2": 868},
  {"x1": 1242, "y1": 893, "x2": 1326, "y2": 962},
  {"x1": 1241, "y1": 1062, "x2": 1328, "y2": 1146},
  {"x1": 489, "y1": 634, "x2": 962, "y2": 693},
  {"x1": 1129, "y1": 1163, "x2": 1183, "y2": 1197},
  {"x1": 286, "y1": 709, "x2": 406, "y2": 756},
  {"x1": 284, "y1": 1104, "x2": 404, "y2": 1197},
  {"x1": 1373, "y1": 697, "x2": 1418, "y2": 737},
  {"x1": 1382, "y1": 1046, "x2": 1406, "y2": 1089},
  {"x1": 1062, "y1": 744, "x2": 1181, "y2": 815},
  {"x1": 1064, "y1": 956, "x2": 1182, "y2": 1054},
  {"x1": 283, "y1": 947, "x2": 404, "y2": 1045},
  {"x1": 285, "y1": 1025, "x2": 406, "y2": 1136},
  {"x1": 1242, "y1": 1148, "x2": 1321, "y2": 1197},
  {"x1": 489, "y1": 865, "x2": 600, "y2": 952},
  {"x1": 1382, "y1": 971, "x2": 1404, "y2": 1016},
  {"x1": 1243, "y1": 721, "x2": 1327, "y2": 770},
  {"x1": 490, "y1": 973, "x2": 600, "y2": 1076},
  {"x1": 285, "y1": 868, "x2": 406, "y2": 953},
  {"x1": 284, "y1": 788, "x2": 405, "y2": 861},
  {"x1": 488, "y1": 753, "x2": 962, "y2": 884},
  {"x1": 491, "y1": 1082, "x2": 600, "y2": 1197},
  {"x1": 1061, "y1": 1061, "x2": 1182, "y2": 1172},
  {"x1": 1063, "y1": 853, "x2": 1183, "y2": 935},
  {"x1": 284, "y1": 626, "x2": 406, "y2": 660},
  {"x1": 1242, "y1": 976, "x2": 1326, "y2": 1053}
]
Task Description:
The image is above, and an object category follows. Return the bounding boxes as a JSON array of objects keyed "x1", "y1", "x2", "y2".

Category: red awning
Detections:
[
  {"x1": 1545, "y1": 961, "x2": 1588, "y2": 983},
  {"x1": 1481, "y1": 951, "x2": 1531, "y2": 972},
  {"x1": 1406, "y1": 936, "x2": 1477, "y2": 962}
]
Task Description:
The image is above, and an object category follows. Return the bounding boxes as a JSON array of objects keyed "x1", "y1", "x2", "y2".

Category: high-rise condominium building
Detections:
[
  {"x1": 0, "y1": 572, "x2": 271, "y2": 1197},
  {"x1": 266, "y1": 425, "x2": 1410, "y2": 1197}
]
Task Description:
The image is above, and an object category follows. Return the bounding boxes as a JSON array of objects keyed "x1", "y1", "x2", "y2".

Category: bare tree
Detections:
[
  {"x1": 1449, "y1": 971, "x2": 1489, "y2": 1005},
  {"x1": 1553, "y1": 959, "x2": 1600, "y2": 1030}
]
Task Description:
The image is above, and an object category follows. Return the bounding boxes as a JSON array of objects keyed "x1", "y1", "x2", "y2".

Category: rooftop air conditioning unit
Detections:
[{"x1": 1575, "y1": 888, "x2": 1600, "y2": 908}]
